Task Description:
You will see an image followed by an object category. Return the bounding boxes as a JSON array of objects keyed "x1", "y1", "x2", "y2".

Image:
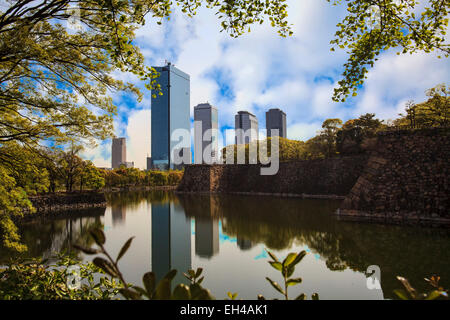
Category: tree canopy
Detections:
[{"x1": 329, "y1": 0, "x2": 449, "y2": 101}]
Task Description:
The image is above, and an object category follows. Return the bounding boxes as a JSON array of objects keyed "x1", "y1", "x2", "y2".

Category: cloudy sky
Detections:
[{"x1": 83, "y1": 0, "x2": 450, "y2": 169}]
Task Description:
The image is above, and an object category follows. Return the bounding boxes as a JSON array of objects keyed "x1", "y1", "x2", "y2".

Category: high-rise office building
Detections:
[
  {"x1": 266, "y1": 108, "x2": 287, "y2": 138},
  {"x1": 111, "y1": 137, "x2": 126, "y2": 169},
  {"x1": 151, "y1": 62, "x2": 191, "y2": 170},
  {"x1": 235, "y1": 111, "x2": 259, "y2": 144},
  {"x1": 194, "y1": 103, "x2": 219, "y2": 164}
]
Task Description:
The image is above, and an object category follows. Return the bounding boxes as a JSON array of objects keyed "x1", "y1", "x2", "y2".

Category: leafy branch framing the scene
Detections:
[{"x1": 328, "y1": 0, "x2": 449, "y2": 102}]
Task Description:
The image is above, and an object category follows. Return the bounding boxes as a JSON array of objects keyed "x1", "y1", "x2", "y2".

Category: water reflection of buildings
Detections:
[
  {"x1": 237, "y1": 237, "x2": 253, "y2": 251},
  {"x1": 195, "y1": 217, "x2": 219, "y2": 258},
  {"x1": 151, "y1": 201, "x2": 191, "y2": 285},
  {"x1": 177, "y1": 194, "x2": 221, "y2": 259},
  {"x1": 111, "y1": 204, "x2": 126, "y2": 226}
]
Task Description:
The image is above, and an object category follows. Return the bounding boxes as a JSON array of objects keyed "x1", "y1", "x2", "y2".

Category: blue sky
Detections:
[{"x1": 82, "y1": 0, "x2": 450, "y2": 168}]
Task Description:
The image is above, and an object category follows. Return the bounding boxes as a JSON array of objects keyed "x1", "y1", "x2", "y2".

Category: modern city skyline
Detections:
[
  {"x1": 266, "y1": 108, "x2": 287, "y2": 138},
  {"x1": 111, "y1": 137, "x2": 126, "y2": 169},
  {"x1": 194, "y1": 103, "x2": 219, "y2": 164},
  {"x1": 150, "y1": 62, "x2": 191, "y2": 170},
  {"x1": 235, "y1": 111, "x2": 259, "y2": 145}
]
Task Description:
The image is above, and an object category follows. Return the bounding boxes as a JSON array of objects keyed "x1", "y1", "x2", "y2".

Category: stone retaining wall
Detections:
[
  {"x1": 339, "y1": 127, "x2": 450, "y2": 223},
  {"x1": 177, "y1": 155, "x2": 368, "y2": 198},
  {"x1": 28, "y1": 191, "x2": 107, "y2": 213}
]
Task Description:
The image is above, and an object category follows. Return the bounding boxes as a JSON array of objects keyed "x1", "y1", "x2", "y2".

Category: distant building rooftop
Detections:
[
  {"x1": 267, "y1": 108, "x2": 286, "y2": 115},
  {"x1": 237, "y1": 110, "x2": 256, "y2": 117},
  {"x1": 194, "y1": 102, "x2": 217, "y2": 110}
]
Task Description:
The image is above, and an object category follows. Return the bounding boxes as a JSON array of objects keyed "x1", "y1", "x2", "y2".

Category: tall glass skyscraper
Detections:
[{"x1": 151, "y1": 63, "x2": 191, "y2": 170}]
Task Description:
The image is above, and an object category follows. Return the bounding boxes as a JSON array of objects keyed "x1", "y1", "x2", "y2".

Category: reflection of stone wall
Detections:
[
  {"x1": 28, "y1": 192, "x2": 106, "y2": 213},
  {"x1": 340, "y1": 127, "x2": 450, "y2": 223},
  {"x1": 177, "y1": 155, "x2": 368, "y2": 197}
]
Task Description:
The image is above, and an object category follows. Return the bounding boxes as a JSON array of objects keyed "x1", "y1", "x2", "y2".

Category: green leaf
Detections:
[
  {"x1": 283, "y1": 265, "x2": 295, "y2": 278},
  {"x1": 266, "y1": 250, "x2": 279, "y2": 263},
  {"x1": 187, "y1": 269, "x2": 196, "y2": 278},
  {"x1": 92, "y1": 257, "x2": 118, "y2": 278},
  {"x1": 163, "y1": 269, "x2": 177, "y2": 282},
  {"x1": 425, "y1": 290, "x2": 442, "y2": 300},
  {"x1": 190, "y1": 283, "x2": 214, "y2": 300},
  {"x1": 227, "y1": 292, "x2": 238, "y2": 300},
  {"x1": 195, "y1": 267, "x2": 203, "y2": 278},
  {"x1": 295, "y1": 293, "x2": 306, "y2": 300},
  {"x1": 90, "y1": 228, "x2": 105, "y2": 245},
  {"x1": 393, "y1": 289, "x2": 410, "y2": 300},
  {"x1": 172, "y1": 284, "x2": 191, "y2": 300},
  {"x1": 290, "y1": 250, "x2": 307, "y2": 267},
  {"x1": 119, "y1": 288, "x2": 141, "y2": 300},
  {"x1": 269, "y1": 261, "x2": 283, "y2": 271},
  {"x1": 142, "y1": 272, "x2": 156, "y2": 297},
  {"x1": 72, "y1": 244, "x2": 99, "y2": 255},
  {"x1": 132, "y1": 286, "x2": 148, "y2": 297},
  {"x1": 116, "y1": 237, "x2": 134, "y2": 262},
  {"x1": 154, "y1": 279, "x2": 171, "y2": 300},
  {"x1": 282, "y1": 253, "x2": 297, "y2": 267},
  {"x1": 312, "y1": 293, "x2": 320, "y2": 300},
  {"x1": 266, "y1": 277, "x2": 285, "y2": 295},
  {"x1": 286, "y1": 277, "x2": 302, "y2": 286}
]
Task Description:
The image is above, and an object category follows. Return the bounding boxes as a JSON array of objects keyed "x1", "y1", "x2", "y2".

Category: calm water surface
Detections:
[{"x1": 4, "y1": 191, "x2": 450, "y2": 299}]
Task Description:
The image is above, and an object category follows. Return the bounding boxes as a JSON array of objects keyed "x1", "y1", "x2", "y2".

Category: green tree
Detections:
[
  {"x1": 0, "y1": 166, "x2": 33, "y2": 252},
  {"x1": 329, "y1": 0, "x2": 449, "y2": 102},
  {"x1": 395, "y1": 84, "x2": 450, "y2": 128},
  {"x1": 337, "y1": 113, "x2": 385, "y2": 154},
  {"x1": 80, "y1": 160, "x2": 105, "y2": 191},
  {"x1": 0, "y1": 0, "x2": 290, "y2": 251},
  {"x1": 58, "y1": 145, "x2": 84, "y2": 192},
  {"x1": 319, "y1": 118, "x2": 343, "y2": 158}
]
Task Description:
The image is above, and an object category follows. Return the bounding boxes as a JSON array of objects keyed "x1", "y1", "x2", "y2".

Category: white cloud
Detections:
[
  {"x1": 126, "y1": 109, "x2": 151, "y2": 169},
  {"x1": 82, "y1": 0, "x2": 450, "y2": 166},
  {"x1": 288, "y1": 122, "x2": 323, "y2": 141}
]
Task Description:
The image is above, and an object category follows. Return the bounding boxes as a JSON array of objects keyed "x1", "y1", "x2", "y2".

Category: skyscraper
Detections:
[
  {"x1": 151, "y1": 62, "x2": 191, "y2": 170},
  {"x1": 235, "y1": 111, "x2": 259, "y2": 144},
  {"x1": 266, "y1": 108, "x2": 287, "y2": 138},
  {"x1": 194, "y1": 103, "x2": 218, "y2": 164},
  {"x1": 111, "y1": 137, "x2": 126, "y2": 169}
]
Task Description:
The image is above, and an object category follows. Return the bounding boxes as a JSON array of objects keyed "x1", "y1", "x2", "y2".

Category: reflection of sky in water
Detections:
[
  {"x1": 12, "y1": 191, "x2": 450, "y2": 300},
  {"x1": 218, "y1": 221, "x2": 237, "y2": 244},
  {"x1": 253, "y1": 247, "x2": 268, "y2": 260},
  {"x1": 192, "y1": 219, "x2": 238, "y2": 244}
]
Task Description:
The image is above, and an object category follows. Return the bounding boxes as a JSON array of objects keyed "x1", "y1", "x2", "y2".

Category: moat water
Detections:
[{"x1": 4, "y1": 190, "x2": 450, "y2": 299}]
